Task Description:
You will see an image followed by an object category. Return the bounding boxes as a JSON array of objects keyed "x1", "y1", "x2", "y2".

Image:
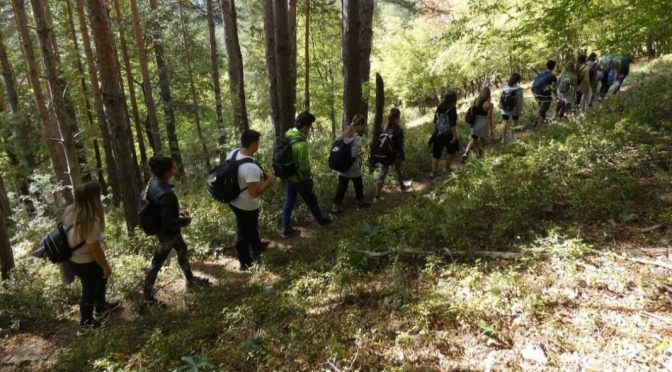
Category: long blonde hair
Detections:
[
  {"x1": 341, "y1": 114, "x2": 366, "y2": 139},
  {"x1": 473, "y1": 87, "x2": 491, "y2": 108},
  {"x1": 72, "y1": 182, "x2": 104, "y2": 241}
]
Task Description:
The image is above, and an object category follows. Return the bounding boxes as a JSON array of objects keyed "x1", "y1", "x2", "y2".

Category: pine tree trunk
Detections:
[
  {"x1": 373, "y1": 73, "x2": 384, "y2": 142},
  {"x1": 86, "y1": 0, "x2": 141, "y2": 233},
  {"x1": 178, "y1": 1, "x2": 211, "y2": 169},
  {"x1": 148, "y1": 0, "x2": 185, "y2": 176},
  {"x1": 74, "y1": 0, "x2": 121, "y2": 204},
  {"x1": 262, "y1": 0, "x2": 282, "y2": 145},
  {"x1": 359, "y1": 0, "x2": 374, "y2": 118},
  {"x1": 112, "y1": 0, "x2": 149, "y2": 181},
  {"x1": 0, "y1": 30, "x2": 19, "y2": 114},
  {"x1": 12, "y1": 0, "x2": 75, "y2": 204},
  {"x1": 273, "y1": 0, "x2": 295, "y2": 131},
  {"x1": 129, "y1": 0, "x2": 163, "y2": 156},
  {"x1": 304, "y1": 0, "x2": 310, "y2": 111},
  {"x1": 206, "y1": 0, "x2": 226, "y2": 160},
  {"x1": 342, "y1": 0, "x2": 363, "y2": 128},
  {"x1": 0, "y1": 173, "x2": 13, "y2": 280},
  {"x1": 288, "y1": 0, "x2": 297, "y2": 115},
  {"x1": 220, "y1": 0, "x2": 250, "y2": 134}
]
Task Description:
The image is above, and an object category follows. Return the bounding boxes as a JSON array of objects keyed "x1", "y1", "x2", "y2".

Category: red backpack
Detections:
[{"x1": 464, "y1": 105, "x2": 476, "y2": 126}]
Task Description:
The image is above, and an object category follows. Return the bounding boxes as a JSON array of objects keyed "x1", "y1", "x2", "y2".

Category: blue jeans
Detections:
[{"x1": 282, "y1": 179, "x2": 326, "y2": 232}]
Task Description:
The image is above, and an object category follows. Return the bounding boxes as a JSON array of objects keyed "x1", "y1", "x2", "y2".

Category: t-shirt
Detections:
[
  {"x1": 62, "y1": 206, "x2": 102, "y2": 264},
  {"x1": 226, "y1": 149, "x2": 263, "y2": 211}
]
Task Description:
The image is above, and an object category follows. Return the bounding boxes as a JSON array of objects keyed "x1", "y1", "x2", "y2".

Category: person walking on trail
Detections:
[
  {"x1": 598, "y1": 55, "x2": 615, "y2": 100},
  {"x1": 61, "y1": 182, "x2": 120, "y2": 336},
  {"x1": 331, "y1": 114, "x2": 371, "y2": 214},
  {"x1": 429, "y1": 91, "x2": 459, "y2": 178},
  {"x1": 531, "y1": 60, "x2": 558, "y2": 128},
  {"x1": 553, "y1": 62, "x2": 577, "y2": 121},
  {"x1": 586, "y1": 52, "x2": 599, "y2": 107},
  {"x1": 373, "y1": 108, "x2": 407, "y2": 203},
  {"x1": 611, "y1": 54, "x2": 631, "y2": 95},
  {"x1": 575, "y1": 54, "x2": 591, "y2": 111},
  {"x1": 281, "y1": 111, "x2": 335, "y2": 238},
  {"x1": 462, "y1": 87, "x2": 494, "y2": 162},
  {"x1": 499, "y1": 73, "x2": 524, "y2": 143},
  {"x1": 143, "y1": 156, "x2": 209, "y2": 307},
  {"x1": 226, "y1": 130, "x2": 274, "y2": 271}
]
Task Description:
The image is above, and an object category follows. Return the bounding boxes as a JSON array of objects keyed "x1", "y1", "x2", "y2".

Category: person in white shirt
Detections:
[{"x1": 226, "y1": 130, "x2": 274, "y2": 271}]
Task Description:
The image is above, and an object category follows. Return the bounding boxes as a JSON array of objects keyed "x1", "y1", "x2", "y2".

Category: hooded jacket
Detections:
[{"x1": 285, "y1": 128, "x2": 311, "y2": 183}]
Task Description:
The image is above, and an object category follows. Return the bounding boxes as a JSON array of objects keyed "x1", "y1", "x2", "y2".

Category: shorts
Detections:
[
  {"x1": 432, "y1": 133, "x2": 459, "y2": 159},
  {"x1": 502, "y1": 114, "x2": 519, "y2": 121},
  {"x1": 535, "y1": 98, "x2": 552, "y2": 116}
]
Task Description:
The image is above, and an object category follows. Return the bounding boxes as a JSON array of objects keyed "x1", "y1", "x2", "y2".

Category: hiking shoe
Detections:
[
  {"x1": 318, "y1": 214, "x2": 336, "y2": 226},
  {"x1": 93, "y1": 300, "x2": 121, "y2": 321},
  {"x1": 187, "y1": 276, "x2": 211, "y2": 289},
  {"x1": 461, "y1": 153, "x2": 468, "y2": 163},
  {"x1": 330, "y1": 208, "x2": 345, "y2": 215},
  {"x1": 76, "y1": 319, "x2": 107, "y2": 337},
  {"x1": 357, "y1": 202, "x2": 371, "y2": 210},
  {"x1": 281, "y1": 227, "x2": 298, "y2": 238},
  {"x1": 239, "y1": 262, "x2": 252, "y2": 272},
  {"x1": 142, "y1": 296, "x2": 168, "y2": 309}
]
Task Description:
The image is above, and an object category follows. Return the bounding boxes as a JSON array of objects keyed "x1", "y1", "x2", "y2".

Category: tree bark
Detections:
[
  {"x1": 74, "y1": 0, "x2": 122, "y2": 204},
  {"x1": 288, "y1": 0, "x2": 297, "y2": 115},
  {"x1": 342, "y1": 0, "x2": 363, "y2": 128},
  {"x1": 129, "y1": 0, "x2": 163, "y2": 156},
  {"x1": 178, "y1": 1, "x2": 211, "y2": 169},
  {"x1": 220, "y1": 0, "x2": 250, "y2": 134},
  {"x1": 273, "y1": 0, "x2": 296, "y2": 131},
  {"x1": 372, "y1": 73, "x2": 384, "y2": 142},
  {"x1": 112, "y1": 0, "x2": 149, "y2": 181},
  {"x1": 12, "y1": 0, "x2": 76, "y2": 204},
  {"x1": 86, "y1": 0, "x2": 141, "y2": 233},
  {"x1": 0, "y1": 174, "x2": 14, "y2": 280},
  {"x1": 262, "y1": 0, "x2": 282, "y2": 145},
  {"x1": 304, "y1": 0, "x2": 310, "y2": 111},
  {"x1": 148, "y1": 0, "x2": 185, "y2": 176},
  {"x1": 0, "y1": 30, "x2": 19, "y2": 114},
  {"x1": 359, "y1": 0, "x2": 374, "y2": 118},
  {"x1": 206, "y1": 0, "x2": 226, "y2": 160}
]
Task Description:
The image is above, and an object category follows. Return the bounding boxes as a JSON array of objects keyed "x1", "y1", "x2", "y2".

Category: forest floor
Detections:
[{"x1": 3, "y1": 60, "x2": 672, "y2": 371}]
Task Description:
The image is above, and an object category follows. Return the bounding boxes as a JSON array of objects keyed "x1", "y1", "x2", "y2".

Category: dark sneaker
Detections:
[
  {"x1": 239, "y1": 262, "x2": 252, "y2": 272},
  {"x1": 93, "y1": 301, "x2": 121, "y2": 321},
  {"x1": 187, "y1": 276, "x2": 211, "y2": 289},
  {"x1": 461, "y1": 153, "x2": 468, "y2": 163},
  {"x1": 357, "y1": 202, "x2": 371, "y2": 210},
  {"x1": 318, "y1": 214, "x2": 336, "y2": 226},
  {"x1": 76, "y1": 319, "x2": 107, "y2": 337},
  {"x1": 281, "y1": 227, "x2": 298, "y2": 239}
]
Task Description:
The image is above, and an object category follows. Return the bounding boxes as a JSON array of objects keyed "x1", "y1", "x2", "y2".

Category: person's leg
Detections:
[
  {"x1": 353, "y1": 177, "x2": 364, "y2": 202},
  {"x1": 172, "y1": 234, "x2": 194, "y2": 281},
  {"x1": 394, "y1": 161, "x2": 405, "y2": 189},
  {"x1": 297, "y1": 180, "x2": 327, "y2": 222},
  {"x1": 332, "y1": 175, "x2": 349, "y2": 208},
  {"x1": 94, "y1": 276, "x2": 108, "y2": 309},
  {"x1": 612, "y1": 74, "x2": 626, "y2": 94},
  {"x1": 431, "y1": 137, "x2": 443, "y2": 176},
  {"x1": 375, "y1": 164, "x2": 390, "y2": 198},
  {"x1": 282, "y1": 180, "x2": 299, "y2": 233},
  {"x1": 143, "y1": 238, "x2": 174, "y2": 299},
  {"x1": 230, "y1": 205, "x2": 253, "y2": 268},
  {"x1": 71, "y1": 262, "x2": 102, "y2": 325},
  {"x1": 500, "y1": 116, "x2": 509, "y2": 143}
]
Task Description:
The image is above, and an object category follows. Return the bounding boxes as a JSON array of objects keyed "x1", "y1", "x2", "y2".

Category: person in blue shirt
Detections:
[
  {"x1": 531, "y1": 60, "x2": 558, "y2": 127},
  {"x1": 611, "y1": 54, "x2": 631, "y2": 95}
]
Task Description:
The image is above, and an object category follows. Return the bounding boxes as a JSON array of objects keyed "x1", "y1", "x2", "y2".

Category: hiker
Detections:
[
  {"x1": 611, "y1": 54, "x2": 630, "y2": 95},
  {"x1": 281, "y1": 111, "x2": 335, "y2": 238},
  {"x1": 429, "y1": 91, "x2": 459, "y2": 178},
  {"x1": 586, "y1": 52, "x2": 599, "y2": 107},
  {"x1": 61, "y1": 181, "x2": 120, "y2": 335},
  {"x1": 598, "y1": 55, "x2": 615, "y2": 99},
  {"x1": 499, "y1": 73, "x2": 524, "y2": 143},
  {"x1": 554, "y1": 62, "x2": 577, "y2": 120},
  {"x1": 462, "y1": 87, "x2": 493, "y2": 161},
  {"x1": 575, "y1": 54, "x2": 591, "y2": 111},
  {"x1": 143, "y1": 156, "x2": 209, "y2": 306},
  {"x1": 531, "y1": 60, "x2": 558, "y2": 127},
  {"x1": 226, "y1": 130, "x2": 274, "y2": 271},
  {"x1": 331, "y1": 114, "x2": 371, "y2": 214},
  {"x1": 373, "y1": 108, "x2": 407, "y2": 202}
]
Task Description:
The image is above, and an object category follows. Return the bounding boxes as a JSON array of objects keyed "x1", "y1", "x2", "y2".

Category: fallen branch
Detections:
[
  {"x1": 637, "y1": 223, "x2": 664, "y2": 233},
  {"x1": 591, "y1": 248, "x2": 672, "y2": 271},
  {"x1": 356, "y1": 248, "x2": 535, "y2": 260},
  {"x1": 642, "y1": 311, "x2": 672, "y2": 328}
]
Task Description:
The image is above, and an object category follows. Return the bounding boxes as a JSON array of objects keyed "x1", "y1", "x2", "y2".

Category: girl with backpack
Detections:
[
  {"x1": 554, "y1": 62, "x2": 577, "y2": 120},
  {"x1": 331, "y1": 114, "x2": 371, "y2": 213},
  {"x1": 499, "y1": 73, "x2": 523, "y2": 144},
  {"x1": 462, "y1": 87, "x2": 493, "y2": 162},
  {"x1": 429, "y1": 91, "x2": 459, "y2": 178},
  {"x1": 61, "y1": 181, "x2": 119, "y2": 335},
  {"x1": 373, "y1": 108, "x2": 407, "y2": 202}
]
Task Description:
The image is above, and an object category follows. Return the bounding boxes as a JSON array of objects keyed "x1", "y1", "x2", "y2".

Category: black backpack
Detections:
[
  {"x1": 272, "y1": 137, "x2": 303, "y2": 179},
  {"x1": 328, "y1": 139, "x2": 355, "y2": 172},
  {"x1": 371, "y1": 131, "x2": 396, "y2": 166},
  {"x1": 40, "y1": 223, "x2": 85, "y2": 263},
  {"x1": 138, "y1": 183, "x2": 161, "y2": 235},
  {"x1": 207, "y1": 149, "x2": 256, "y2": 203},
  {"x1": 499, "y1": 90, "x2": 517, "y2": 111}
]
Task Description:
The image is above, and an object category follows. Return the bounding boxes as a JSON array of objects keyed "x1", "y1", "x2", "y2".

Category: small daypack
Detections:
[
  {"x1": 435, "y1": 110, "x2": 451, "y2": 135},
  {"x1": 40, "y1": 223, "x2": 85, "y2": 263},
  {"x1": 464, "y1": 105, "x2": 476, "y2": 126},
  {"x1": 558, "y1": 74, "x2": 572, "y2": 94},
  {"x1": 272, "y1": 137, "x2": 303, "y2": 179},
  {"x1": 207, "y1": 149, "x2": 256, "y2": 203},
  {"x1": 371, "y1": 131, "x2": 396, "y2": 166},
  {"x1": 328, "y1": 140, "x2": 355, "y2": 172},
  {"x1": 499, "y1": 90, "x2": 517, "y2": 111},
  {"x1": 138, "y1": 183, "x2": 161, "y2": 235}
]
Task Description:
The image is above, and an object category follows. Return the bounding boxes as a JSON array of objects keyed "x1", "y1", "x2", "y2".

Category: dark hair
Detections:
[
  {"x1": 577, "y1": 54, "x2": 587, "y2": 64},
  {"x1": 295, "y1": 111, "x2": 316, "y2": 129},
  {"x1": 438, "y1": 90, "x2": 458, "y2": 110},
  {"x1": 241, "y1": 129, "x2": 261, "y2": 148},
  {"x1": 149, "y1": 156, "x2": 175, "y2": 178},
  {"x1": 546, "y1": 60, "x2": 557, "y2": 70},
  {"x1": 588, "y1": 52, "x2": 597, "y2": 61},
  {"x1": 386, "y1": 108, "x2": 401, "y2": 128},
  {"x1": 507, "y1": 73, "x2": 522, "y2": 86}
]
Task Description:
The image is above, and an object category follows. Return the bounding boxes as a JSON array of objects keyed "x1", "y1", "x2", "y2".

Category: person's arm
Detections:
[
  {"x1": 295, "y1": 141, "x2": 311, "y2": 180},
  {"x1": 449, "y1": 109, "x2": 458, "y2": 143},
  {"x1": 486, "y1": 102, "x2": 494, "y2": 134},
  {"x1": 351, "y1": 135, "x2": 363, "y2": 159},
  {"x1": 516, "y1": 89, "x2": 524, "y2": 115},
  {"x1": 90, "y1": 241, "x2": 111, "y2": 278},
  {"x1": 247, "y1": 168, "x2": 274, "y2": 198},
  {"x1": 396, "y1": 128, "x2": 406, "y2": 161},
  {"x1": 158, "y1": 193, "x2": 183, "y2": 236}
]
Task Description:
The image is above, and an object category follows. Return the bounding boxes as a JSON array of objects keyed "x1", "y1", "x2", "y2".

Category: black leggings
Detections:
[
  {"x1": 144, "y1": 234, "x2": 193, "y2": 298},
  {"x1": 333, "y1": 176, "x2": 364, "y2": 205},
  {"x1": 70, "y1": 261, "x2": 107, "y2": 325},
  {"x1": 229, "y1": 205, "x2": 262, "y2": 267}
]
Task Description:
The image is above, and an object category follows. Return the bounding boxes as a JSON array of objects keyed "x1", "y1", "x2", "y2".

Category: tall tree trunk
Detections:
[
  {"x1": 288, "y1": 0, "x2": 297, "y2": 115},
  {"x1": 148, "y1": 0, "x2": 185, "y2": 176},
  {"x1": 74, "y1": 0, "x2": 122, "y2": 204},
  {"x1": 262, "y1": 0, "x2": 282, "y2": 145},
  {"x1": 304, "y1": 0, "x2": 310, "y2": 111},
  {"x1": 0, "y1": 174, "x2": 14, "y2": 280},
  {"x1": 372, "y1": 73, "x2": 384, "y2": 143},
  {"x1": 112, "y1": 0, "x2": 149, "y2": 181},
  {"x1": 359, "y1": 0, "x2": 374, "y2": 119},
  {"x1": 273, "y1": 0, "x2": 296, "y2": 130},
  {"x1": 0, "y1": 30, "x2": 19, "y2": 114},
  {"x1": 12, "y1": 0, "x2": 76, "y2": 204},
  {"x1": 86, "y1": 0, "x2": 141, "y2": 233},
  {"x1": 342, "y1": 0, "x2": 363, "y2": 128},
  {"x1": 129, "y1": 0, "x2": 163, "y2": 155},
  {"x1": 178, "y1": 1, "x2": 211, "y2": 169},
  {"x1": 206, "y1": 0, "x2": 226, "y2": 160},
  {"x1": 220, "y1": 0, "x2": 250, "y2": 134}
]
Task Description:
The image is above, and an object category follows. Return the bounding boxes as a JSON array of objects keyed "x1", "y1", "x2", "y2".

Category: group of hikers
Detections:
[{"x1": 40, "y1": 51, "x2": 631, "y2": 335}]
